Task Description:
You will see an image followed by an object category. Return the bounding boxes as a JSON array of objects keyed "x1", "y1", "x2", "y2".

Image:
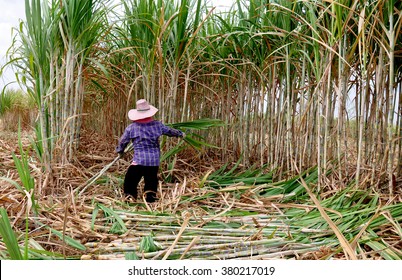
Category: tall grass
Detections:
[
  {"x1": 8, "y1": 0, "x2": 109, "y2": 169},
  {"x1": 0, "y1": 88, "x2": 36, "y2": 131},
  {"x1": 6, "y1": 0, "x2": 402, "y2": 191},
  {"x1": 0, "y1": 123, "x2": 38, "y2": 213}
]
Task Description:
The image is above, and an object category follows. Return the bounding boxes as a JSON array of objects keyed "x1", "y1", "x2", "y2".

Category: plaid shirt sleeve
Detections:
[
  {"x1": 116, "y1": 126, "x2": 132, "y2": 153},
  {"x1": 160, "y1": 123, "x2": 184, "y2": 137}
]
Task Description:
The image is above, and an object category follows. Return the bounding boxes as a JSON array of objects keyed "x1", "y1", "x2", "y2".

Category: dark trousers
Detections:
[{"x1": 123, "y1": 165, "x2": 159, "y2": 202}]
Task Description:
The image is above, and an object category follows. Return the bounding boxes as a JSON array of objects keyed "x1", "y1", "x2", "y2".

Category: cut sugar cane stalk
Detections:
[
  {"x1": 162, "y1": 211, "x2": 191, "y2": 260},
  {"x1": 75, "y1": 143, "x2": 133, "y2": 195}
]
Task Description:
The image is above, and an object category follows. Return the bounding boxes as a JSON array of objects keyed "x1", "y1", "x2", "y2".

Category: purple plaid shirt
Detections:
[{"x1": 116, "y1": 120, "x2": 183, "y2": 166}]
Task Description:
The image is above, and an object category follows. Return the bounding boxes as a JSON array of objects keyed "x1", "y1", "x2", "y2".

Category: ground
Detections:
[{"x1": 0, "y1": 128, "x2": 401, "y2": 260}]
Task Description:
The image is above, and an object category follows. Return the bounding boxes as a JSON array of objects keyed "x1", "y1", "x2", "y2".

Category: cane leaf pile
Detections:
[{"x1": 1, "y1": 0, "x2": 402, "y2": 260}]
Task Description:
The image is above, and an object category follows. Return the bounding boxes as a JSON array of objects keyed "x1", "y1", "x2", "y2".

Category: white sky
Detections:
[
  {"x1": 0, "y1": 0, "x2": 25, "y2": 90},
  {"x1": 0, "y1": 0, "x2": 234, "y2": 91}
]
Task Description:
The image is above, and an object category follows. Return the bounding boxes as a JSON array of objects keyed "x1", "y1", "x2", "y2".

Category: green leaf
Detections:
[
  {"x1": 48, "y1": 228, "x2": 86, "y2": 251},
  {"x1": 0, "y1": 208, "x2": 24, "y2": 260},
  {"x1": 139, "y1": 233, "x2": 162, "y2": 253},
  {"x1": 91, "y1": 205, "x2": 100, "y2": 231},
  {"x1": 0, "y1": 177, "x2": 24, "y2": 192},
  {"x1": 125, "y1": 251, "x2": 140, "y2": 260},
  {"x1": 362, "y1": 237, "x2": 401, "y2": 260},
  {"x1": 168, "y1": 118, "x2": 225, "y2": 130},
  {"x1": 97, "y1": 203, "x2": 127, "y2": 234}
]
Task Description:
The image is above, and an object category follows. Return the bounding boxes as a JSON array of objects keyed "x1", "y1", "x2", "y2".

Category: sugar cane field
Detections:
[{"x1": 0, "y1": 0, "x2": 401, "y2": 261}]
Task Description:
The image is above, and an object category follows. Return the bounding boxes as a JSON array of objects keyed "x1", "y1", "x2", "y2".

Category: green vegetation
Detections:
[
  {"x1": 0, "y1": 88, "x2": 35, "y2": 130},
  {"x1": 0, "y1": 208, "x2": 24, "y2": 260},
  {"x1": 5, "y1": 0, "x2": 400, "y2": 185}
]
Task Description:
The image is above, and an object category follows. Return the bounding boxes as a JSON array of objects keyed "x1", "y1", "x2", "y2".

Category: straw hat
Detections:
[{"x1": 128, "y1": 99, "x2": 158, "y2": 121}]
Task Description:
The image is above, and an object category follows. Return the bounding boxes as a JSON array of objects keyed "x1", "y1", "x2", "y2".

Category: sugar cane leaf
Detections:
[
  {"x1": 139, "y1": 234, "x2": 162, "y2": 253},
  {"x1": 0, "y1": 208, "x2": 24, "y2": 260},
  {"x1": 0, "y1": 177, "x2": 24, "y2": 192},
  {"x1": 362, "y1": 237, "x2": 401, "y2": 260},
  {"x1": 48, "y1": 228, "x2": 86, "y2": 251},
  {"x1": 125, "y1": 251, "x2": 140, "y2": 260},
  {"x1": 91, "y1": 205, "x2": 100, "y2": 231},
  {"x1": 97, "y1": 203, "x2": 127, "y2": 234}
]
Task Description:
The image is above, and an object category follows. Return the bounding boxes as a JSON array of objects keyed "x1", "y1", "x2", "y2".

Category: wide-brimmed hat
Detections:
[{"x1": 128, "y1": 99, "x2": 158, "y2": 121}]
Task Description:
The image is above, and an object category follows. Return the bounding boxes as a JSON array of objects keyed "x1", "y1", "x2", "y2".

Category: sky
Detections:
[
  {"x1": 0, "y1": 0, "x2": 234, "y2": 91},
  {"x1": 0, "y1": 0, "x2": 25, "y2": 90}
]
